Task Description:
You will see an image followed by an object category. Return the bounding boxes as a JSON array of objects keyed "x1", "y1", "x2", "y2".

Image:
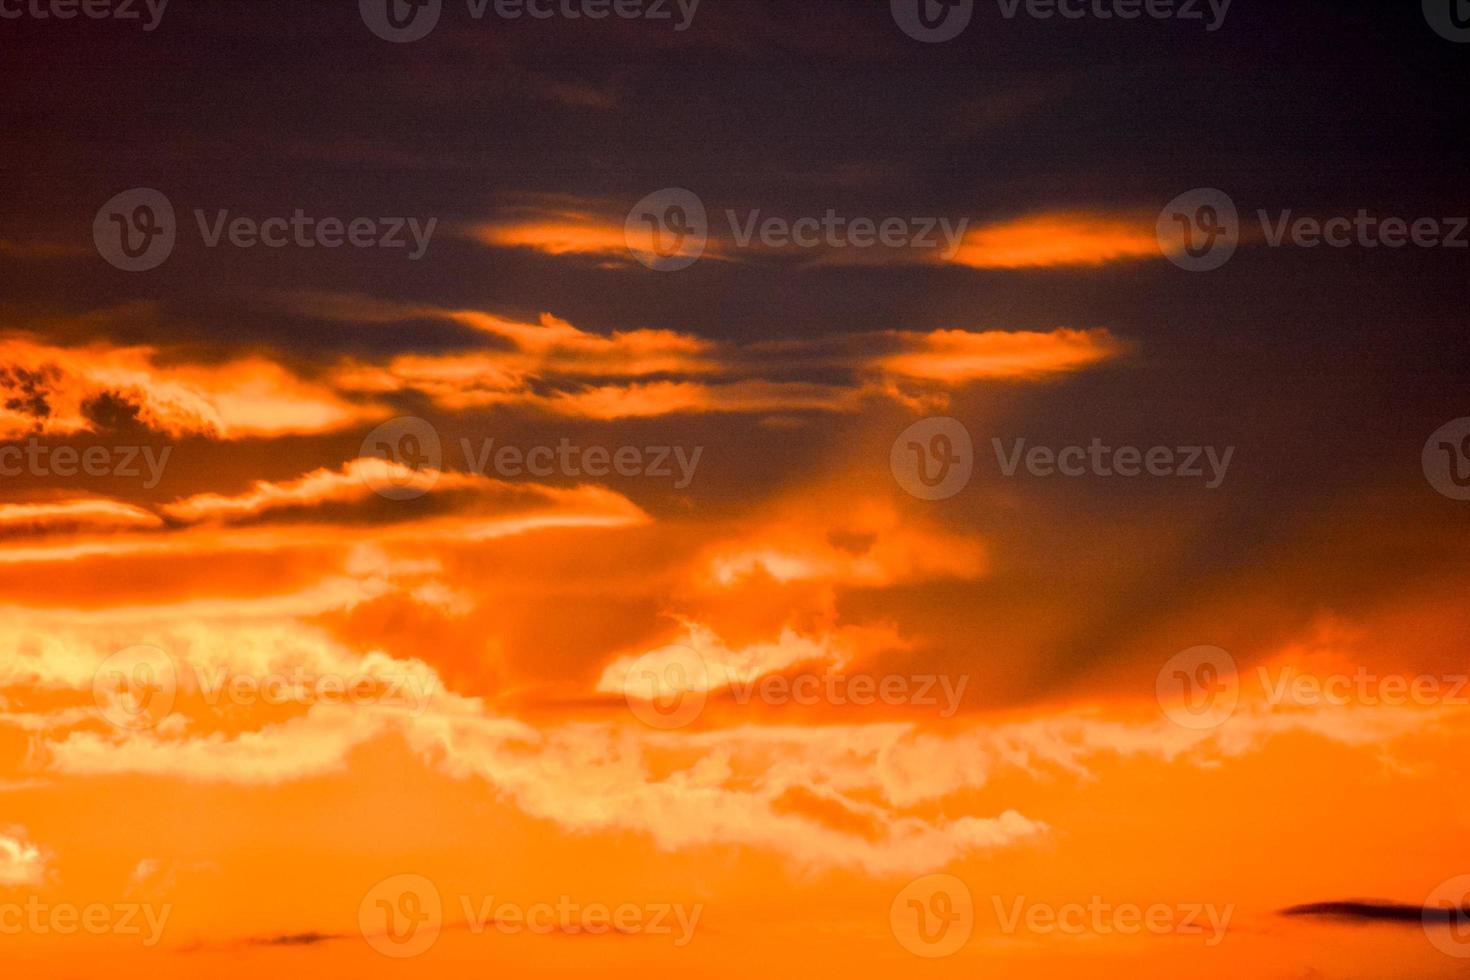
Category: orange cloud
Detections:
[
  {"x1": 0, "y1": 499, "x2": 162, "y2": 534},
  {"x1": 0, "y1": 337, "x2": 377, "y2": 439},
  {"x1": 877, "y1": 327, "x2": 1124, "y2": 382},
  {"x1": 949, "y1": 211, "x2": 1161, "y2": 268}
]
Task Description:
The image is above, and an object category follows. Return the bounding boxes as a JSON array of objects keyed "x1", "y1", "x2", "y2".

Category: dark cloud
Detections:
[{"x1": 1280, "y1": 901, "x2": 1468, "y2": 925}]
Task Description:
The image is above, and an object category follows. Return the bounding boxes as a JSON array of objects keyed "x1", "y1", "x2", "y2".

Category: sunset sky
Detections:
[{"x1": 2, "y1": 1, "x2": 1469, "y2": 977}]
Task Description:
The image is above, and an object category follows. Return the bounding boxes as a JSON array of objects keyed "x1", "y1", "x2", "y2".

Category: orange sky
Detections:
[{"x1": 3, "y1": 2, "x2": 1469, "y2": 977}]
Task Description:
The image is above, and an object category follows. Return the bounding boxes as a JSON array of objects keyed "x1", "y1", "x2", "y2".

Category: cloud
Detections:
[
  {"x1": 0, "y1": 828, "x2": 47, "y2": 887},
  {"x1": 877, "y1": 327, "x2": 1124, "y2": 383},
  {"x1": 298, "y1": 294, "x2": 1123, "y2": 418},
  {"x1": 948, "y1": 211, "x2": 1163, "y2": 269},
  {"x1": 0, "y1": 337, "x2": 377, "y2": 439},
  {"x1": 0, "y1": 499, "x2": 163, "y2": 535},
  {"x1": 1279, "y1": 901, "x2": 1465, "y2": 924}
]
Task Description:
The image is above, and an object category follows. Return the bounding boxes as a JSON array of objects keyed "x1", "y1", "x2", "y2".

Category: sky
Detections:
[{"x1": 1, "y1": 0, "x2": 1469, "y2": 976}]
